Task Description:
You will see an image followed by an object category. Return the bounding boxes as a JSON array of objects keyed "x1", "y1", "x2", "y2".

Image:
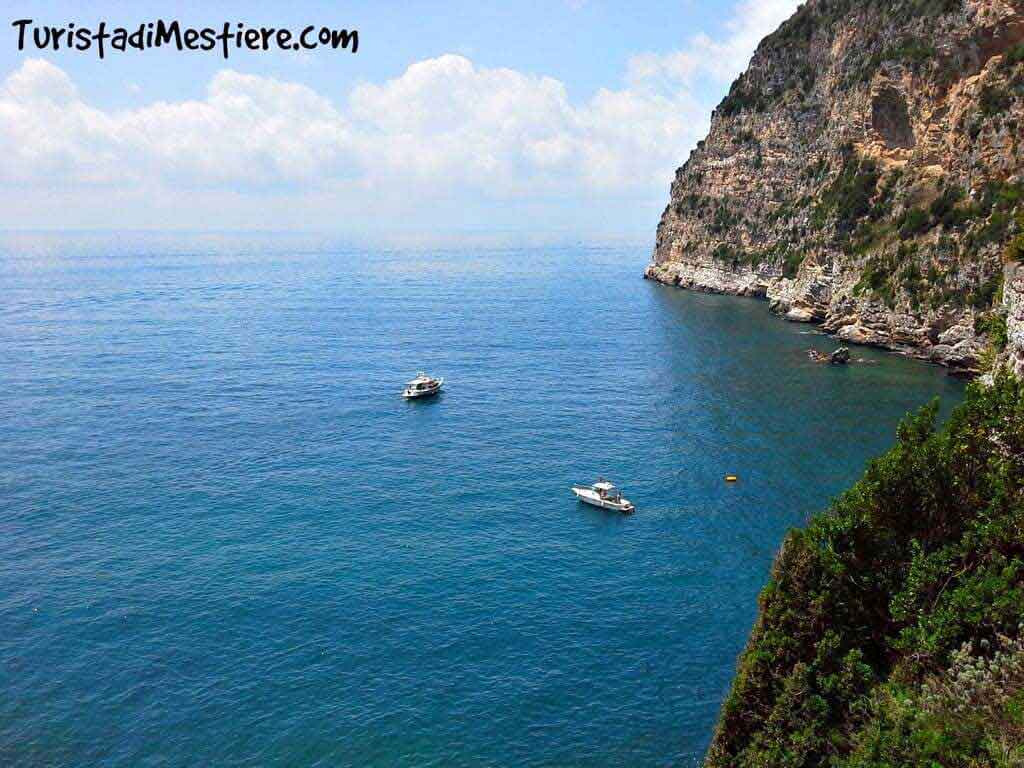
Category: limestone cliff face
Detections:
[{"x1": 646, "y1": 0, "x2": 1024, "y2": 374}]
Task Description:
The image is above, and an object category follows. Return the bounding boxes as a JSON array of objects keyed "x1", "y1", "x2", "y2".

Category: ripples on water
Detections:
[{"x1": 0, "y1": 235, "x2": 964, "y2": 767}]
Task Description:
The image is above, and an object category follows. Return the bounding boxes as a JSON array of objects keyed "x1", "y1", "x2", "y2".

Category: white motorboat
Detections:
[
  {"x1": 571, "y1": 479, "x2": 635, "y2": 514},
  {"x1": 402, "y1": 372, "x2": 444, "y2": 399}
]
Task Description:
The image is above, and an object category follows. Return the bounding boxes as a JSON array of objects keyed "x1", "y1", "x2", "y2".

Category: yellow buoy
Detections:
[{"x1": 725, "y1": 475, "x2": 739, "y2": 483}]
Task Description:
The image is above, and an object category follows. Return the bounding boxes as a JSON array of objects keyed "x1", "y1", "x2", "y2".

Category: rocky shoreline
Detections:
[{"x1": 643, "y1": 259, "x2": 1005, "y2": 375}]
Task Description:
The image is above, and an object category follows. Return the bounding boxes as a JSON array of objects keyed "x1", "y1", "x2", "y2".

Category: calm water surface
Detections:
[{"x1": 0, "y1": 235, "x2": 964, "y2": 767}]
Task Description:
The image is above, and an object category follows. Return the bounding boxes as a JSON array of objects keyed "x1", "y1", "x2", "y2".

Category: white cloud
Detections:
[
  {"x1": 0, "y1": 0, "x2": 800, "y2": 232},
  {"x1": 0, "y1": 55, "x2": 701, "y2": 200},
  {"x1": 627, "y1": 0, "x2": 801, "y2": 87}
]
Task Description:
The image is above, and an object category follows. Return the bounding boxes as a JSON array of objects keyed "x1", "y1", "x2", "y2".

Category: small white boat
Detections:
[
  {"x1": 571, "y1": 478, "x2": 635, "y2": 514},
  {"x1": 402, "y1": 372, "x2": 444, "y2": 399}
]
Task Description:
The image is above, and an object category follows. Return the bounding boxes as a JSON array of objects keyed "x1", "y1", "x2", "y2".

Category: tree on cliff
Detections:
[{"x1": 706, "y1": 372, "x2": 1024, "y2": 767}]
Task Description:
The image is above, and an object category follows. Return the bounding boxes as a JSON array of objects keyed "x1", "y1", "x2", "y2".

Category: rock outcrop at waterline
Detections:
[{"x1": 646, "y1": 0, "x2": 1024, "y2": 375}]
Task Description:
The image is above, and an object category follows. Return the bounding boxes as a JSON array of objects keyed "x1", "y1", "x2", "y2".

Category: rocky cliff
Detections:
[{"x1": 646, "y1": 0, "x2": 1024, "y2": 375}]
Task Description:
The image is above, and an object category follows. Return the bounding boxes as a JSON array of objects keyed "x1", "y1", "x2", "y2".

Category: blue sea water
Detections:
[{"x1": 1, "y1": 234, "x2": 964, "y2": 768}]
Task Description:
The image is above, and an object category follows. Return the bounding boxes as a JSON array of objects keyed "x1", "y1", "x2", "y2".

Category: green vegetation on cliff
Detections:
[
  {"x1": 718, "y1": 0, "x2": 963, "y2": 118},
  {"x1": 707, "y1": 374, "x2": 1024, "y2": 768}
]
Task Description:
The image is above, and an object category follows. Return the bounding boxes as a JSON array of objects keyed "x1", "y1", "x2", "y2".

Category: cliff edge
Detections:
[
  {"x1": 702, "y1": 373, "x2": 1024, "y2": 767},
  {"x1": 647, "y1": 0, "x2": 1024, "y2": 375}
]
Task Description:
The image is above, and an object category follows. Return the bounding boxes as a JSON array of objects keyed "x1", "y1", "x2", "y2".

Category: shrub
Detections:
[
  {"x1": 970, "y1": 211, "x2": 1013, "y2": 250},
  {"x1": 898, "y1": 207, "x2": 932, "y2": 237},
  {"x1": 922, "y1": 635, "x2": 1024, "y2": 730},
  {"x1": 705, "y1": 374, "x2": 1024, "y2": 768},
  {"x1": 993, "y1": 180, "x2": 1024, "y2": 210},
  {"x1": 841, "y1": 637, "x2": 1024, "y2": 768},
  {"x1": 905, "y1": 0, "x2": 962, "y2": 15},
  {"x1": 976, "y1": 312, "x2": 1009, "y2": 350},
  {"x1": 854, "y1": 253, "x2": 894, "y2": 296},
  {"x1": 957, "y1": 181, "x2": 1024, "y2": 250},
  {"x1": 870, "y1": 173, "x2": 902, "y2": 221},
  {"x1": 1007, "y1": 234, "x2": 1024, "y2": 264},
  {"x1": 814, "y1": 151, "x2": 880, "y2": 234},
  {"x1": 899, "y1": 261, "x2": 922, "y2": 285},
  {"x1": 929, "y1": 184, "x2": 965, "y2": 227},
  {"x1": 886, "y1": 36, "x2": 936, "y2": 66},
  {"x1": 719, "y1": 77, "x2": 767, "y2": 117},
  {"x1": 969, "y1": 272, "x2": 1004, "y2": 310},
  {"x1": 710, "y1": 205, "x2": 739, "y2": 235},
  {"x1": 1006, "y1": 42, "x2": 1024, "y2": 68},
  {"x1": 980, "y1": 84, "x2": 1013, "y2": 118},
  {"x1": 783, "y1": 250, "x2": 804, "y2": 279},
  {"x1": 713, "y1": 243, "x2": 741, "y2": 264}
]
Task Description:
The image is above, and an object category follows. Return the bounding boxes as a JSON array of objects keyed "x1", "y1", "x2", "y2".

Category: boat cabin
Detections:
[
  {"x1": 407, "y1": 373, "x2": 438, "y2": 391},
  {"x1": 593, "y1": 481, "x2": 621, "y2": 501}
]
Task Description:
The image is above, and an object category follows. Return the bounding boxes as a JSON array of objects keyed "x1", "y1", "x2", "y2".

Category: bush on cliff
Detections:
[
  {"x1": 976, "y1": 312, "x2": 1009, "y2": 353},
  {"x1": 812, "y1": 152, "x2": 880, "y2": 234},
  {"x1": 706, "y1": 373, "x2": 1024, "y2": 768},
  {"x1": 1008, "y1": 234, "x2": 1024, "y2": 265},
  {"x1": 1007, "y1": 43, "x2": 1024, "y2": 69}
]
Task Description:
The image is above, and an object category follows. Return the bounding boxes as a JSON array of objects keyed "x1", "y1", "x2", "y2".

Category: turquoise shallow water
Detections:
[{"x1": 1, "y1": 235, "x2": 964, "y2": 767}]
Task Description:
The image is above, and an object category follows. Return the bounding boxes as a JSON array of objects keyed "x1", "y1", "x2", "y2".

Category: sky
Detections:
[{"x1": 0, "y1": 0, "x2": 802, "y2": 239}]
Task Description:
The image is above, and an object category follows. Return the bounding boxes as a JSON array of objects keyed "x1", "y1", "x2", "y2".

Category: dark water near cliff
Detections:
[{"x1": 0, "y1": 235, "x2": 964, "y2": 767}]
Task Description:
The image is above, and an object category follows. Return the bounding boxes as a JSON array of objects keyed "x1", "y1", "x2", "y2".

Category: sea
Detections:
[{"x1": 0, "y1": 234, "x2": 964, "y2": 767}]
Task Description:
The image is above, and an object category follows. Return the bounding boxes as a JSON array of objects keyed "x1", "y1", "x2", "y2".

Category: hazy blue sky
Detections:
[{"x1": 0, "y1": 0, "x2": 800, "y2": 239}]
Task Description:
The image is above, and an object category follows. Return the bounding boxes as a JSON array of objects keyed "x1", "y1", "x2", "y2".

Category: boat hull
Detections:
[
  {"x1": 572, "y1": 487, "x2": 635, "y2": 514},
  {"x1": 403, "y1": 385, "x2": 442, "y2": 399}
]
